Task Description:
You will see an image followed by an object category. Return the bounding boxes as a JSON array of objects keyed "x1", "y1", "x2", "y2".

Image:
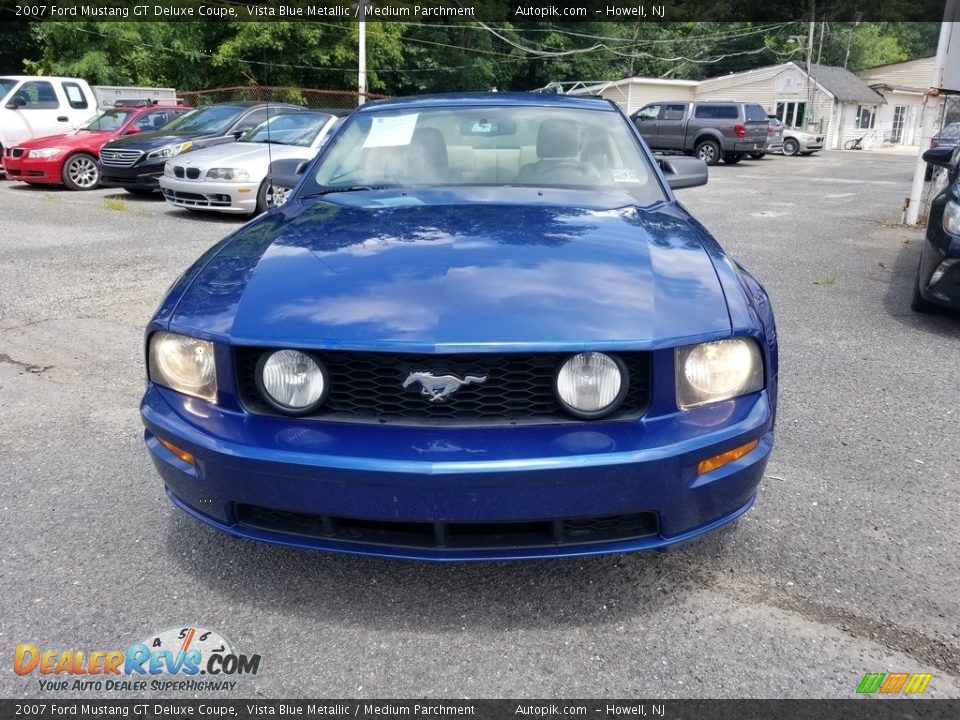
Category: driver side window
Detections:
[{"x1": 635, "y1": 105, "x2": 661, "y2": 122}]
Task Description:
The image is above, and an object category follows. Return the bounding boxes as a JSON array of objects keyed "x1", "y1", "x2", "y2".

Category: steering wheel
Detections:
[{"x1": 522, "y1": 160, "x2": 600, "y2": 183}]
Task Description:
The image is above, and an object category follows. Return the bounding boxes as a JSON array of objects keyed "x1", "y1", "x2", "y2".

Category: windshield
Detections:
[
  {"x1": 159, "y1": 105, "x2": 245, "y2": 135},
  {"x1": 0, "y1": 77, "x2": 17, "y2": 100},
  {"x1": 82, "y1": 109, "x2": 135, "y2": 132},
  {"x1": 241, "y1": 112, "x2": 334, "y2": 147},
  {"x1": 305, "y1": 105, "x2": 665, "y2": 204}
]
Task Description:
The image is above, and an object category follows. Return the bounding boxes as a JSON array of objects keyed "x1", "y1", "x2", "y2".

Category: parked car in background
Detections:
[
  {"x1": 780, "y1": 127, "x2": 823, "y2": 156},
  {"x1": 2, "y1": 102, "x2": 190, "y2": 190},
  {"x1": 160, "y1": 110, "x2": 342, "y2": 215},
  {"x1": 140, "y1": 93, "x2": 778, "y2": 560},
  {"x1": 98, "y1": 101, "x2": 302, "y2": 194},
  {"x1": 631, "y1": 100, "x2": 769, "y2": 165},
  {"x1": 930, "y1": 122, "x2": 960, "y2": 152},
  {"x1": 750, "y1": 116, "x2": 784, "y2": 159},
  {"x1": 0, "y1": 76, "x2": 177, "y2": 162},
  {"x1": 912, "y1": 145, "x2": 960, "y2": 314}
]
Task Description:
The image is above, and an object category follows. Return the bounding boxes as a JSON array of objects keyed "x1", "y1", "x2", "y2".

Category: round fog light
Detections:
[
  {"x1": 258, "y1": 350, "x2": 327, "y2": 413},
  {"x1": 555, "y1": 352, "x2": 626, "y2": 419}
]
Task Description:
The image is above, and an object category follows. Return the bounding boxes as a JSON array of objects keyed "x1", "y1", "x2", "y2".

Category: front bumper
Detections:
[
  {"x1": 792, "y1": 136, "x2": 823, "y2": 152},
  {"x1": 142, "y1": 384, "x2": 774, "y2": 561},
  {"x1": 99, "y1": 162, "x2": 164, "y2": 190},
  {"x1": 160, "y1": 176, "x2": 258, "y2": 214},
  {"x1": 2, "y1": 153, "x2": 62, "y2": 184},
  {"x1": 916, "y1": 236, "x2": 960, "y2": 311}
]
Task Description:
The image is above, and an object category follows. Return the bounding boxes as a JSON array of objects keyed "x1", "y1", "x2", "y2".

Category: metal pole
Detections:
[
  {"x1": 904, "y1": 3, "x2": 955, "y2": 225},
  {"x1": 358, "y1": 3, "x2": 367, "y2": 106},
  {"x1": 844, "y1": 13, "x2": 863, "y2": 70},
  {"x1": 805, "y1": 4, "x2": 815, "y2": 129}
]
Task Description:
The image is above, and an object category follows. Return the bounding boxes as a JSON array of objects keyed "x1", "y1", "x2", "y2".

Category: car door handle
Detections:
[{"x1": 57, "y1": 116, "x2": 69, "y2": 122}]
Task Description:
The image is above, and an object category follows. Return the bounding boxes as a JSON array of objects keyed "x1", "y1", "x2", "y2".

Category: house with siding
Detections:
[
  {"x1": 569, "y1": 61, "x2": 891, "y2": 150},
  {"x1": 859, "y1": 57, "x2": 944, "y2": 148}
]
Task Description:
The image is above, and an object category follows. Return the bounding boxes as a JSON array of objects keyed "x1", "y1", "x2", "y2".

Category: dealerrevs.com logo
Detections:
[{"x1": 15, "y1": 626, "x2": 261, "y2": 692}]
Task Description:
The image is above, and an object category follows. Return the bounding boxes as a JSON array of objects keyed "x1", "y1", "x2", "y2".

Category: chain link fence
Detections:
[
  {"x1": 918, "y1": 93, "x2": 960, "y2": 223},
  {"x1": 178, "y1": 86, "x2": 389, "y2": 111}
]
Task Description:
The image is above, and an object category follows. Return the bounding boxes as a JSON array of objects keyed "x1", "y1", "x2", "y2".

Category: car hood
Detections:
[
  {"x1": 171, "y1": 142, "x2": 318, "y2": 174},
  {"x1": 103, "y1": 130, "x2": 226, "y2": 152},
  {"x1": 170, "y1": 196, "x2": 732, "y2": 349},
  {"x1": 15, "y1": 129, "x2": 115, "y2": 150}
]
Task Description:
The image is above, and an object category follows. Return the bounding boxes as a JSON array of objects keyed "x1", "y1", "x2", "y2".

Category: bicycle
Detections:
[{"x1": 844, "y1": 135, "x2": 866, "y2": 150}]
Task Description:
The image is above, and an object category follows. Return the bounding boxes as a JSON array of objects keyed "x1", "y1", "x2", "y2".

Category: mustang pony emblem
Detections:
[{"x1": 402, "y1": 371, "x2": 488, "y2": 402}]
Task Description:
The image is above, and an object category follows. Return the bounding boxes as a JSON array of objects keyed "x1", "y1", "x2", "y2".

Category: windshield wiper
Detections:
[{"x1": 301, "y1": 185, "x2": 377, "y2": 198}]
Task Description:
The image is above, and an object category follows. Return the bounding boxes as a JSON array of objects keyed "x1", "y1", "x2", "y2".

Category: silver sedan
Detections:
[{"x1": 160, "y1": 111, "x2": 341, "y2": 215}]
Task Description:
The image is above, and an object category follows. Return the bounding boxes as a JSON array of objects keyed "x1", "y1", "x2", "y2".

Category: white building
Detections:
[
  {"x1": 568, "y1": 60, "x2": 924, "y2": 150},
  {"x1": 859, "y1": 57, "x2": 944, "y2": 148}
]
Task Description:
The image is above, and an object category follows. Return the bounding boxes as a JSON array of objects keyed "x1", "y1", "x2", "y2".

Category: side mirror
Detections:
[
  {"x1": 5, "y1": 95, "x2": 26, "y2": 110},
  {"x1": 125, "y1": 125, "x2": 141, "y2": 135},
  {"x1": 658, "y1": 156, "x2": 708, "y2": 190},
  {"x1": 267, "y1": 158, "x2": 309, "y2": 192},
  {"x1": 923, "y1": 146, "x2": 957, "y2": 169}
]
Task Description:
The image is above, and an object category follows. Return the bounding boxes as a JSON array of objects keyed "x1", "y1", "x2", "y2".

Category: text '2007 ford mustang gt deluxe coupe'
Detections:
[{"x1": 140, "y1": 93, "x2": 778, "y2": 561}]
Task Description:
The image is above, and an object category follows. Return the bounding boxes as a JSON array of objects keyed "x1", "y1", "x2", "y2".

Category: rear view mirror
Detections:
[
  {"x1": 268, "y1": 159, "x2": 309, "y2": 192},
  {"x1": 658, "y1": 157, "x2": 708, "y2": 190}
]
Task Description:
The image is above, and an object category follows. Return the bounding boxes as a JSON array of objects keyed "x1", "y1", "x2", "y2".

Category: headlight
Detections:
[
  {"x1": 555, "y1": 352, "x2": 626, "y2": 419},
  {"x1": 206, "y1": 168, "x2": 250, "y2": 181},
  {"x1": 147, "y1": 141, "x2": 192, "y2": 160},
  {"x1": 943, "y1": 199, "x2": 960, "y2": 236},
  {"x1": 676, "y1": 338, "x2": 763, "y2": 409},
  {"x1": 163, "y1": 162, "x2": 174, "y2": 178},
  {"x1": 258, "y1": 350, "x2": 327, "y2": 414},
  {"x1": 148, "y1": 332, "x2": 217, "y2": 402},
  {"x1": 27, "y1": 147, "x2": 63, "y2": 159}
]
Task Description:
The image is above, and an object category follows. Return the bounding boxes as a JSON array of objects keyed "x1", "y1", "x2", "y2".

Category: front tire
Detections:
[
  {"x1": 782, "y1": 139, "x2": 800, "y2": 156},
  {"x1": 911, "y1": 264, "x2": 939, "y2": 313},
  {"x1": 123, "y1": 187, "x2": 154, "y2": 196},
  {"x1": 61, "y1": 153, "x2": 100, "y2": 190},
  {"x1": 695, "y1": 139, "x2": 721, "y2": 166},
  {"x1": 723, "y1": 153, "x2": 744, "y2": 164},
  {"x1": 256, "y1": 178, "x2": 290, "y2": 214}
]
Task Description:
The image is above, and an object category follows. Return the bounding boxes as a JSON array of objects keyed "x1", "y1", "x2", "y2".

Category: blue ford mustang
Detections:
[{"x1": 141, "y1": 93, "x2": 778, "y2": 561}]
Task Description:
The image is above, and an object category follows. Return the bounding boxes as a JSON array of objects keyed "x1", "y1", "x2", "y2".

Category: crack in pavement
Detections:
[
  {"x1": 718, "y1": 579, "x2": 960, "y2": 677},
  {"x1": 0, "y1": 353, "x2": 54, "y2": 375}
]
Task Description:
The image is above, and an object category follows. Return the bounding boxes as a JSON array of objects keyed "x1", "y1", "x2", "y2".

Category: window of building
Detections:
[
  {"x1": 855, "y1": 105, "x2": 876, "y2": 130},
  {"x1": 775, "y1": 101, "x2": 806, "y2": 128}
]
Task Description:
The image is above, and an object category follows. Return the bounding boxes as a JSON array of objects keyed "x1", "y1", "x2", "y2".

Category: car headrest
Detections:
[
  {"x1": 537, "y1": 119, "x2": 579, "y2": 159},
  {"x1": 410, "y1": 127, "x2": 448, "y2": 169}
]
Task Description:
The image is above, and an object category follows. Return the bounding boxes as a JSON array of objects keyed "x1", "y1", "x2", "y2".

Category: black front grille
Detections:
[
  {"x1": 173, "y1": 165, "x2": 185, "y2": 178},
  {"x1": 186, "y1": 167, "x2": 201, "y2": 179},
  {"x1": 235, "y1": 349, "x2": 650, "y2": 426},
  {"x1": 235, "y1": 504, "x2": 659, "y2": 551},
  {"x1": 11, "y1": 148, "x2": 25, "y2": 158}
]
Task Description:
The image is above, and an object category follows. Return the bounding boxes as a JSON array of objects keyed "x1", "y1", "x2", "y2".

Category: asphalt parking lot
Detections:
[{"x1": 1, "y1": 150, "x2": 958, "y2": 699}]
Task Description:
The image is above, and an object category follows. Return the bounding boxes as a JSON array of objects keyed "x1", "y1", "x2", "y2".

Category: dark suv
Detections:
[
  {"x1": 632, "y1": 101, "x2": 770, "y2": 165},
  {"x1": 98, "y1": 101, "x2": 302, "y2": 194}
]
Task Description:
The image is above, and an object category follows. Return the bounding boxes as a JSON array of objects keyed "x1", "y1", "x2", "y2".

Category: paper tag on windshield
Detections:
[
  {"x1": 612, "y1": 168, "x2": 641, "y2": 183},
  {"x1": 362, "y1": 113, "x2": 419, "y2": 148}
]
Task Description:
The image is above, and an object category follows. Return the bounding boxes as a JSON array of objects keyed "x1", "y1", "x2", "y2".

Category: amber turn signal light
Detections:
[
  {"x1": 698, "y1": 439, "x2": 758, "y2": 475},
  {"x1": 157, "y1": 437, "x2": 195, "y2": 465}
]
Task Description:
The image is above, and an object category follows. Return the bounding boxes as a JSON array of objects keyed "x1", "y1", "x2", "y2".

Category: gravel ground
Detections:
[{"x1": 0, "y1": 150, "x2": 958, "y2": 699}]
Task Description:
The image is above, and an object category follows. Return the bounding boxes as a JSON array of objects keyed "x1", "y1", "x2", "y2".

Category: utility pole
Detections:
[
  {"x1": 843, "y1": 13, "x2": 863, "y2": 70},
  {"x1": 904, "y1": 0, "x2": 956, "y2": 225},
  {"x1": 358, "y1": 1, "x2": 368, "y2": 106},
  {"x1": 805, "y1": 2, "x2": 815, "y2": 130}
]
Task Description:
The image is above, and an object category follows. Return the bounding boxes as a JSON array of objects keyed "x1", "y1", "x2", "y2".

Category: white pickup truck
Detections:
[{"x1": 0, "y1": 76, "x2": 178, "y2": 157}]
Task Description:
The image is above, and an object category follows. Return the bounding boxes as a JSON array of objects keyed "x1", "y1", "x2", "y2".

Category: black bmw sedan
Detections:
[{"x1": 914, "y1": 145, "x2": 960, "y2": 313}]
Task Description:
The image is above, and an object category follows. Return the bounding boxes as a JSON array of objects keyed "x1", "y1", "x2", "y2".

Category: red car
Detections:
[{"x1": 2, "y1": 103, "x2": 190, "y2": 190}]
